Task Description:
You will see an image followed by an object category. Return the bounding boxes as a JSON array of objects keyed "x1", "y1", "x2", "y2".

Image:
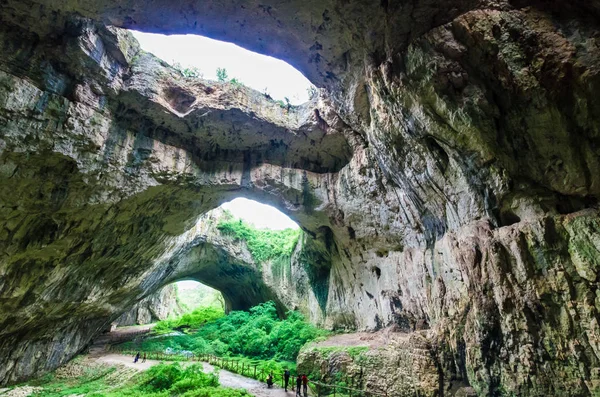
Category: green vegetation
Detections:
[
  {"x1": 216, "y1": 67, "x2": 229, "y2": 82},
  {"x1": 214, "y1": 67, "x2": 245, "y2": 87},
  {"x1": 229, "y1": 78, "x2": 242, "y2": 87},
  {"x1": 27, "y1": 362, "x2": 118, "y2": 397},
  {"x1": 310, "y1": 346, "x2": 369, "y2": 359},
  {"x1": 153, "y1": 306, "x2": 225, "y2": 334},
  {"x1": 297, "y1": 345, "x2": 373, "y2": 395},
  {"x1": 176, "y1": 283, "x2": 224, "y2": 312},
  {"x1": 120, "y1": 301, "x2": 327, "y2": 362},
  {"x1": 216, "y1": 67, "x2": 244, "y2": 87},
  {"x1": 217, "y1": 211, "x2": 300, "y2": 264},
  {"x1": 274, "y1": 98, "x2": 294, "y2": 110},
  {"x1": 28, "y1": 362, "x2": 249, "y2": 397},
  {"x1": 172, "y1": 62, "x2": 203, "y2": 79},
  {"x1": 23, "y1": 302, "x2": 329, "y2": 396}
]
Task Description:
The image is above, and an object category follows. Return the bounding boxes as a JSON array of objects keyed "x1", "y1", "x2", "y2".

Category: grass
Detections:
[
  {"x1": 310, "y1": 346, "x2": 369, "y2": 359},
  {"x1": 27, "y1": 362, "x2": 250, "y2": 397},
  {"x1": 28, "y1": 365, "x2": 117, "y2": 397},
  {"x1": 217, "y1": 211, "x2": 300, "y2": 264}
]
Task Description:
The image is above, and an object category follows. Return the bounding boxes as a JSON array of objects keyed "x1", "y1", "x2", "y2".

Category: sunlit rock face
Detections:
[
  {"x1": 115, "y1": 284, "x2": 183, "y2": 326},
  {"x1": 1, "y1": 0, "x2": 600, "y2": 395}
]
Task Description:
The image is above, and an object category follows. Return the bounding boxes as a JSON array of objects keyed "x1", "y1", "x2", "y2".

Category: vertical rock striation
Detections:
[
  {"x1": 114, "y1": 284, "x2": 183, "y2": 326},
  {"x1": 0, "y1": 0, "x2": 599, "y2": 395}
]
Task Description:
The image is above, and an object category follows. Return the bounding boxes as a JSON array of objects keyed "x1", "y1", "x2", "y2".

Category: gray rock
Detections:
[{"x1": 0, "y1": 1, "x2": 599, "y2": 396}]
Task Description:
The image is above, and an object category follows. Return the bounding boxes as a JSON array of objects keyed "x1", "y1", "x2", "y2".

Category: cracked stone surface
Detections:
[
  {"x1": 0, "y1": 0, "x2": 600, "y2": 395},
  {"x1": 114, "y1": 284, "x2": 183, "y2": 326}
]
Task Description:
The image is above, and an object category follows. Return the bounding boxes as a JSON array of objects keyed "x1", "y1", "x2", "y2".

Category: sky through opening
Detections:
[
  {"x1": 131, "y1": 31, "x2": 314, "y2": 105},
  {"x1": 220, "y1": 198, "x2": 299, "y2": 230}
]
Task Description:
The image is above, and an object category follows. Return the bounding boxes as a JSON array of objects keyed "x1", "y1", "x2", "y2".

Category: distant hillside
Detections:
[{"x1": 176, "y1": 282, "x2": 224, "y2": 312}]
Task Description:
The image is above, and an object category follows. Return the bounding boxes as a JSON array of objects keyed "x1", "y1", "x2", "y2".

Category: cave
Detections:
[
  {"x1": 1, "y1": 0, "x2": 600, "y2": 396},
  {"x1": 114, "y1": 280, "x2": 224, "y2": 326}
]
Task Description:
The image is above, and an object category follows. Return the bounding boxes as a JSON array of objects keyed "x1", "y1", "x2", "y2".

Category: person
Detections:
[
  {"x1": 133, "y1": 352, "x2": 140, "y2": 363},
  {"x1": 266, "y1": 373, "x2": 274, "y2": 388},
  {"x1": 142, "y1": 352, "x2": 147, "y2": 363},
  {"x1": 284, "y1": 368, "x2": 290, "y2": 392},
  {"x1": 296, "y1": 374, "x2": 302, "y2": 396},
  {"x1": 302, "y1": 374, "x2": 308, "y2": 397}
]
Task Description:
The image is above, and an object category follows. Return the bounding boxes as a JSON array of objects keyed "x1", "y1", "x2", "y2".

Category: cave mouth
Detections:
[
  {"x1": 156, "y1": 197, "x2": 300, "y2": 316},
  {"x1": 218, "y1": 197, "x2": 300, "y2": 231},
  {"x1": 130, "y1": 30, "x2": 316, "y2": 105},
  {"x1": 174, "y1": 280, "x2": 224, "y2": 313}
]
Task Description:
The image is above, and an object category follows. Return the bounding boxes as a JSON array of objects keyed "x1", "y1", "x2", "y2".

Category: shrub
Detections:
[
  {"x1": 153, "y1": 306, "x2": 225, "y2": 333},
  {"x1": 216, "y1": 67, "x2": 229, "y2": 82},
  {"x1": 172, "y1": 62, "x2": 203, "y2": 79},
  {"x1": 142, "y1": 363, "x2": 184, "y2": 390},
  {"x1": 118, "y1": 301, "x2": 328, "y2": 362},
  {"x1": 27, "y1": 362, "x2": 247, "y2": 397}
]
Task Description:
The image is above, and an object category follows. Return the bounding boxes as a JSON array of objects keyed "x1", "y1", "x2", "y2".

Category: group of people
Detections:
[
  {"x1": 277, "y1": 369, "x2": 308, "y2": 396},
  {"x1": 133, "y1": 351, "x2": 147, "y2": 363}
]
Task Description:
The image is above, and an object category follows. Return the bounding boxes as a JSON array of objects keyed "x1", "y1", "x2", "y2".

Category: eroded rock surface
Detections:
[
  {"x1": 115, "y1": 284, "x2": 183, "y2": 326},
  {"x1": 298, "y1": 331, "x2": 443, "y2": 397},
  {"x1": 0, "y1": 0, "x2": 599, "y2": 395}
]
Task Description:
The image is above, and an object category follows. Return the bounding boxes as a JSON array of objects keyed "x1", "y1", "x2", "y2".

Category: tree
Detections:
[{"x1": 216, "y1": 67, "x2": 229, "y2": 82}]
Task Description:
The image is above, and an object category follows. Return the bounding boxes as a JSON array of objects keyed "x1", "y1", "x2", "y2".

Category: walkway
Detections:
[{"x1": 95, "y1": 353, "x2": 293, "y2": 397}]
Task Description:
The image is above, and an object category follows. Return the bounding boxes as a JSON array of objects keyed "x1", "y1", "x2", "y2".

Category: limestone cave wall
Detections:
[
  {"x1": 114, "y1": 284, "x2": 183, "y2": 326},
  {"x1": 0, "y1": 0, "x2": 599, "y2": 395}
]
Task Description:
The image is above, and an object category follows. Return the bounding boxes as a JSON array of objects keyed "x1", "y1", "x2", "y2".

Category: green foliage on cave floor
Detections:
[
  {"x1": 119, "y1": 301, "x2": 328, "y2": 363},
  {"x1": 216, "y1": 210, "x2": 301, "y2": 264},
  {"x1": 175, "y1": 283, "x2": 224, "y2": 313},
  {"x1": 23, "y1": 360, "x2": 249, "y2": 397},
  {"x1": 153, "y1": 306, "x2": 225, "y2": 334}
]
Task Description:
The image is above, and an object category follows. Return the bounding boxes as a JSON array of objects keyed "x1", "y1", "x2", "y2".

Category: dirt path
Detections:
[
  {"x1": 95, "y1": 353, "x2": 294, "y2": 397},
  {"x1": 309, "y1": 328, "x2": 408, "y2": 349}
]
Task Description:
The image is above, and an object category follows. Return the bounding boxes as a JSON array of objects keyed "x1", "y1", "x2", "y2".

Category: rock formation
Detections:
[
  {"x1": 0, "y1": 0, "x2": 599, "y2": 395},
  {"x1": 114, "y1": 284, "x2": 183, "y2": 326}
]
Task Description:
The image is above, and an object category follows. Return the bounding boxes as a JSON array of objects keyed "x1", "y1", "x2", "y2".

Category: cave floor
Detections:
[
  {"x1": 308, "y1": 328, "x2": 407, "y2": 349},
  {"x1": 96, "y1": 353, "x2": 292, "y2": 397}
]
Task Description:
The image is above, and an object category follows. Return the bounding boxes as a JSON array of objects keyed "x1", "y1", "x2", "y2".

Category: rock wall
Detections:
[
  {"x1": 114, "y1": 284, "x2": 183, "y2": 326},
  {"x1": 0, "y1": 0, "x2": 599, "y2": 395},
  {"x1": 297, "y1": 333, "x2": 446, "y2": 397}
]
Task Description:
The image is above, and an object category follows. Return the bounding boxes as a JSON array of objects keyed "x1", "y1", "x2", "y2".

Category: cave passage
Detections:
[
  {"x1": 156, "y1": 197, "x2": 301, "y2": 317},
  {"x1": 130, "y1": 30, "x2": 316, "y2": 104}
]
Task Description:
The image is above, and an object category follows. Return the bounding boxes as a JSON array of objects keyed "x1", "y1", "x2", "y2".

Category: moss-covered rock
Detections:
[{"x1": 0, "y1": 1, "x2": 600, "y2": 395}]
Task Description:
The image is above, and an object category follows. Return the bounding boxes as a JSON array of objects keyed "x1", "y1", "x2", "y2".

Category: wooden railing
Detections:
[{"x1": 109, "y1": 346, "x2": 389, "y2": 396}]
